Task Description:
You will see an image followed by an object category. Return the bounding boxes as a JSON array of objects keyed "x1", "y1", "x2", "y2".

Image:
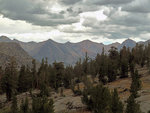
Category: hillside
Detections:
[{"x1": 0, "y1": 42, "x2": 34, "y2": 67}]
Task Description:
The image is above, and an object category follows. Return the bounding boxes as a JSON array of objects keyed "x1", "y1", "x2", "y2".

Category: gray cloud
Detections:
[
  {"x1": 0, "y1": 0, "x2": 79, "y2": 26},
  {"x1": 59, "y1": 0, "x2": 81, "y2": 5},
  {"x1": 85, "y1": 0, "x2": 134, "y2": 5},
  {"x1": 122, "y1": 0, "x2": 150, "y2": 13},
  {"x1": 0, "y1": 0, "x2": 149, "y2": 42}
]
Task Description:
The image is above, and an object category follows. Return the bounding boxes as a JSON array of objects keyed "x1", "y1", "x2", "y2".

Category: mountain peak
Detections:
[
  {"x1": 123, "y1": 38, "x2": 135, "y2": 43},
  {"x1": 0, "y1": 35, "x2": 12, "y2": 42},
  {"x1": 65, "y1": 41, "x2": 72, "y2": 44},
  {"x1": 118, "y1": 38, "x2": 136, "y2": 50},
  {"x1": 82, "y1": 39, "x2": 93, "y2": 43},
  {"x1": 0, "y1": 35, "x2": 9, "y2": 39}
]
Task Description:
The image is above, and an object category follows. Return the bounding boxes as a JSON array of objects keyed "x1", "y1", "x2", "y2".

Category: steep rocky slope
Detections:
[{"x1": 0, "y1": 42, "x2": 34, "y2": 67}]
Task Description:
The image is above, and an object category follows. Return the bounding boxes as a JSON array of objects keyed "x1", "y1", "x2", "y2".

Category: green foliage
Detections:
[
  {"x1": 10, "y1": 95, "x2": 18, "y2": 113},
  {"x1": 126, "y1": 94, "x2": 141, "y2": 113},
  {"x1": 1, "y1": 58, "x2": 18, "y2": 101},
  {"x1": 126, "y1": 68, "x2": 142, "y2": 113},
  {"x1": 18, "y1": 65, "x2": 32, "y2": 93},
  {"x1": 32, "y1": 96, "x2": 54, "y2": 113},
  {"x1": 31, "y1": 59, "x2": 37, "y2": 89},
  {"x1": 82, "y1": 85, "x2": 123, "y2": 113},
  {"x1": 39, "y1": 83, "x2": 50, "y2": 97},
  {"x1": 52, "y1": 62, "x2": 64, "y2": 90},
  {"x1": 63, "y1": 66, "x2": 74, "y2": 88},
  {"x1": 20, "y1": 97, "x2": 29, "y2": 113},
  {"x1": 111, "y1": 89, "x2": 123, "y2": 113},
  {"x1": 130, "y1": 69, "x2": 141, "y2": 98},
  {"x1": 120, "y1": 46, "x2": 129, "y2": 78}
]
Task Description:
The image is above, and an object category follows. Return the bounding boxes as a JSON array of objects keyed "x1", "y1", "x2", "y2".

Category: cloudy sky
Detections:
[{"x1": 0, "y1": 0, "x2": 150, "y2": 44}]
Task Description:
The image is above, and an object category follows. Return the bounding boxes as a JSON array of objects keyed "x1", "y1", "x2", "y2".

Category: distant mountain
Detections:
[
  {"x1": 118, "y1": 39, "x2": 136, "y2": 50},
  {"x1": 0, "y1": 42, "x2": 34, "y2": 67},
  {"x1": 29, "y1": 39, "x2": 81, "y2": 65},
  {"x1": 1, "y1": 36, "x2": 149, "y2": 65},
  {"x1": 65, "y1": 40, "x2": 104, "y2": 58}
]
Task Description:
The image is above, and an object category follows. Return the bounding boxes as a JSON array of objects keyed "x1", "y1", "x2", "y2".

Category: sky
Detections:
[{"x1": 0, "y1": 0, "x2": 150, "y2": 44}]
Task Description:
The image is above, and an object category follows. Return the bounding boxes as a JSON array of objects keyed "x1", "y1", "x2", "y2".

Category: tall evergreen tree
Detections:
[
  {"x1": 52, "y1": 62, "x2": 64, "y2": 90},
  {"x1": 1, "y1": 58, "x2": 18, "y2": 101},
  {"x1": 31, "y1": 59, "x2": 37, "y2": 89},
  {"x1": 126, "y1": 94, "x2": 141, "y2": 113},
  {"x1": 20, "y1": 97, "x2": 29, "y2": 113},
  {"x1": 111, "y1": 89, "x2": 123, "y2": 113},
  {"x1": 130, "y1": 69, "x2": 141, "y2": 98},
  {"x1": 10, "y1": 95, "x2": 18, "y2": 113},
  {"x1": 18, "y1": 65, "x2": 32, "y2": 93},
  {"x1": 82, "y1": 85, "x2": 112, "y2": 113},
  {"x1": 82, "y1": 52, "x2": 90, "y2": 75},
  {"x1": 98, "y1": 48, "x2": 108, "y2": 84}
]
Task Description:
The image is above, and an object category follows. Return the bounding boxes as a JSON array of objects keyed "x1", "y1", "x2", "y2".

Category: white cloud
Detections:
[{"x1": 80, "y1": 10, "x2": 107, "y2": 21}]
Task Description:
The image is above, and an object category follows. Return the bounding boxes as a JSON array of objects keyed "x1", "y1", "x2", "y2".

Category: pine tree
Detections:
[
  {"x1": 82, "y1": 85, "x2": 112, "y2": 113},
  {"x1": 10, "y1": 95, "x2": 18, "y2": 113},
  {"x1": 1, "y1": 58, "x2": 18, "y2": 101},
  {"x1": 32, "y1": 96, "x2": 54, "y2": 113},
  {"x1": 63, "y1": 66, "x2": 74, "y2": 88},
  {"x1": 20, "y1": 97, "x2": 29, "y2": 113},
  {"x1": 107, "y1": 46, "x2": 119, "y2": 82},
  {"x1": 74, "y1": 58, "x2": 84, "y2": 80},
  {"x1": 82, "y1": 52, "x2": 90, "y2": 75},
  {"x1": 98, "y1": 48, "x2": 108, "y2": 84},
  {"x1": 39, "y1": 82, "x2": 50, "y2": 97},
  {"x1": 31, "y1": 59, "x2": 37, "y2": 89},
  {"x1": 18, "y1": 65, "x2": 26, "y2": 92},
  {"x1": 120, "y1": 46, "x2": 129, "y2": 78},
  {"x1": 130, "y1": 69, "x2": 141, "y2": 98},
  {"x1": 0, "y1": 66, "x2": 4, "y2": 94},
  {"x1": 126, "y1": 94, "x2": 141, "y2": 113},
  {"x1": 52, "y1": 62, "x2": 64, "y2": 90},
  {"x1": 111, "y1": 89, "x2": 123, "y2": 113}
]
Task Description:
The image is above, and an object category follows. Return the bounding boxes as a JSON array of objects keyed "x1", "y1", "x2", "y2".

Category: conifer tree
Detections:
[
  {"x1": 1, "y1": 58, "x2": 18, "y2": 101},
  {"x1": 31, "y1": 59, "x2": 37, "y2": 89},
  {"x1": 130, "y1": 69, "x2": 141, "y2": 98},
  {"x1": 52, "y1": 62, "x2": 64, "y2": 90},
  {"x1": 10, "y1": 95, "x2": 18, "y2": 113},
  {"x1": 82, "y1": 52, "x2": 90, "y2": 75},
  {"x1": 32, "y1": 96, "x2": 54, "y2": 113},
  {"x1": 20, "y1": 97, "x2": 29, "y2": 113},
  {"x1": 98, "y1": 48, "x2": 108, "y2": 84},
  {"x1": 18, "y1": 65, "x2": 26, "y2": 92},
  {"x1": 82, "y1": 85, "x2": 112, "y2": 113},
  {"x1": 0, "y1": 66, "x2": 4, "y2": 94},
  {"x1": 126, "y1": 94, "x2": 141, "y2": 113},
  {"x1": 111, "y1": 89, "x2": 123, "y2": 113},
  {"x1": 63, "y1": 66, "x2": 74, "y2": 88}
]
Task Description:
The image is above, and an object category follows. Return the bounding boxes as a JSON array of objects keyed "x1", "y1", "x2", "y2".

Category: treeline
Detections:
[{"x1": 0, "y1": 43, "x2": 150, "y2": 112}]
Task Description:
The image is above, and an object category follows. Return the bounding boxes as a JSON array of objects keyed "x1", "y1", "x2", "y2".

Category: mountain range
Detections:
[{"x1": 0, "y1": 36, "x2": 149, "y2": 65}]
